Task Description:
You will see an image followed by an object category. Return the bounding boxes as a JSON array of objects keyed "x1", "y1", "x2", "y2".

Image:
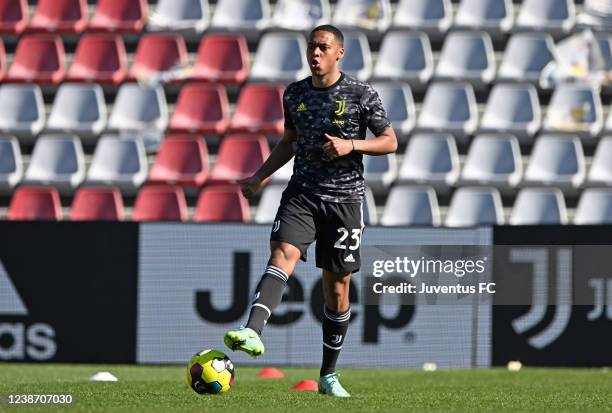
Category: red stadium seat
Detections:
[
  {"x1": 7, "y1": 34, "x2": 66, "y2": 84},
  {"x1": 68, "y1": 34, "x2": 127, "y2": 84},
  {"x1": 29, "y1": 0, "x2": 88, "y2": 33},
  {"x1": 132, "y1": 185, "x2": 188, "y2": 221},
  {"x1": 130, "y1": 34, "x2": 188, "y2": 81},
  {"x1": 210, "y1": 134, "x2": 270, "y2": 183},
  {"x1": 89, "y1": 0, "x2": 148, "y2": 33},
  {"x1": 8, "y1": 187, "x2": 62, "y2": 221},
  {"x1": 194, "y1": 185, "x2": 249, "y2": 222},
  {"x1": 0, "y1": 39, "x2": 6, "y2": 82},
  {"x1": 71, "y1": 187, "x2": 125, "y2": 221},
  {"x1": 0, "y1": 0, "x2": 28, "y2": 35},
  {"x1": 149, "y1": 135, "x2": 209, "y2": 186},
  {"x1": 193, "y1": 34, "x2": 249, "y2": 84},
  {"x1": 169, "y1": 83, "x2": 229, "y2": 135},
  {"x1": 230, "y1": 84, "x2": 284, "y2": 134}
]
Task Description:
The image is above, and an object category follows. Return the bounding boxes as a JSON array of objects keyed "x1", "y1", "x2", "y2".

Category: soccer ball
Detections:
[{"x1": 186, "y1": 349, "x2": 235, "y2": 395}]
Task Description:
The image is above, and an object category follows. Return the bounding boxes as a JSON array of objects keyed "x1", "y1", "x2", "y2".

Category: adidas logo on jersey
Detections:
[
  {"x1": 297, "y1": 102, "x2": 307, "y2": 112},
  {"x1": 344, "y1": 254, "x2": 355, "y2": 263}
]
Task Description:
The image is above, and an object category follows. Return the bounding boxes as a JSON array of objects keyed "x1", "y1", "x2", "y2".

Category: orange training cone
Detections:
[
  {"x1": 258, "y1": 368, "x2": 284, "y2": 379},
  {"x1": 291, "y1": 379, "x2": 319, "y2": 391}
]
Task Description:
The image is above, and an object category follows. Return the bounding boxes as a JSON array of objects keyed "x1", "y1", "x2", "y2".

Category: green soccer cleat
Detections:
[
  {"x1": 318, "y1": 372, "x2": 351, "y2": 398},
  {"x1": 224, "y1": 326, "x2": 265, "y2": 358}
]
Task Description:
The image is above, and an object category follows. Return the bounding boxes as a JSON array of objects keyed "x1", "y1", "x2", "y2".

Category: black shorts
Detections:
[{"x1": 270, "y1": 186, "x2": 364, "y2": 273}]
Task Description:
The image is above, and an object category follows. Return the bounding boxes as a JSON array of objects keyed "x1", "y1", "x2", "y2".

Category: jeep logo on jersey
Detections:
[{"x1": 0, "y1": 259, "x2": 57, "y2": 361}]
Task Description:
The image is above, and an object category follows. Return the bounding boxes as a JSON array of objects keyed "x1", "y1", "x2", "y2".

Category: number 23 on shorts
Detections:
[{"x1": 334, "y1": 227, "x2": 362, "y2": 250}]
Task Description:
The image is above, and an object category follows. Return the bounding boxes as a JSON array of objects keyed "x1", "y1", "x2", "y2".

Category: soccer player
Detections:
[{"x1": 224, "y1": 24, "x2": 397, "y2": 397}]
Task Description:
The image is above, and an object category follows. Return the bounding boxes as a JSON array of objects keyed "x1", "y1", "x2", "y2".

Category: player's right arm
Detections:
[{"x1": 237, "y1": 128, "x2": 297, "y2": 199}]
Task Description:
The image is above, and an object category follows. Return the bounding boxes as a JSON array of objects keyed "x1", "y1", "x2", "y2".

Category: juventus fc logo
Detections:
[
  {"x1": 272, "y1": 220, "x2": 280, "y2": 233},
  {"x1": 335, "y1": 99, "x2": 346, "y2": 116},
  {"x1": 331, "y1": 334, "x2": 343, "y2": 344}
]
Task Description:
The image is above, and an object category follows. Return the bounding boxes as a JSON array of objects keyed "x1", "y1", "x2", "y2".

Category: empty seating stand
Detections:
[
  {"x1": 8, "y1": 34, "x2": 66, "y2": 84},
  {"x1": 0, "y1": 84, "x2": 45, "y2": 143},
  {"x1": 148, "y1": 135, "x2": 209, "y2": 187},
  {"x1": 498, "y1": 33, "x2": 556, "y2": 84},
  {"x1": 588, "y1": 136, "x2": 612, "y2": 186},
  {"x1": 515, "y1": 0, "x2": 575, "y2": 35},
  {"x1": 133, "y1": 185, "x2": 188, "y2": 221},
  {"x1": 8, "y1": 187, "x2": 62, "y2": 221},
  {"x1": 170, "y1": 83, "x2": 229, "y2": 135},
  {"x1": 89, "y1": 0, "x2": 148, "y2": 33},
  {"x1": 272, "y1": 0, "x2": 330, "y2": 30},
  {"x1": 129, "y1": 34, "x2": 189, "y2": 81},
  {"x1": 371, "y1": 82, "x2": 416, "y2": 139},
  {"x1": 574, "y1": 188, "x2": 612, "y2": 225},
  {"x1": 210, "y1": 134, "x2": 270, "y2": 183},
  {"x1": 445, "y1": 187, "x2": 505, "y2": 227},
  {"x1": 544, "y1": 83, "x2": 603, "y2": 139},
  {"x1": 230, "y1": 84, "x2": 284, "y2": 135},
  {"x1": 0, "y1": 136, "x2": 22, "y2": 193},
  {"x1": 211, "y1": 0, "x2": 270, "y2": 32},
  {"x1": 108, "y1": 83, "x2": 168, "y2": 135},
  {"x1": 250, "y1": 32, "x2": 309, "y2": 83},
  {"x1": 454, "y1": 0, "x2": 514, "y2": 35},
  {"x1": 435, "y1": 31, "x2": 496, "y2": 87},
  {"x1": 193, "y1": 33, "x2": 249, "y2": 84},
  {"x1": 68, "y1": 34, "x2": 128, "y2": 85},
  {"x1": 393, "y1": 0, "x2": 452, "y2": 37},
  {"x1": 333, "y1": 0, "x2": 391, "y2": 33},
  {"x1": 148, "y1": 0, "x2": 209, "y2": 34},
  {"x1": 29, "y1": 0, "x2": 88, "y2": 34},
  {"x1": 0, "y1": 0, "x2": 28, "y2": 35},
  {"x1": 71, "y1": 187, "x2": 125, "y2": 221},
  {"x1": 194, "y1": 185, "x2": 250, "y2": 222},
  {"x1": 363, "y1": 153, "x2": 397, "y2": 195},
  {"x1": 381, "y1": 185, "x2": 441, "y2": 226},
  {"x1": 340, "y1": 31, "x2": 372, "y2": 81},
  {"x1": 510, "y1": 187, "x2": 568, "y2": 225}
]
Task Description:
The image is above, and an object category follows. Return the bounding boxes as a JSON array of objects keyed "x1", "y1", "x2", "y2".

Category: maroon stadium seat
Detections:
[
  {"x1": 71, "y1": 187, "x2": 125, "y2": 221},
  {"x1": 230, "y1": 84, "x2": 284, "y2": 134},
  {"x1": 149, "y1": 135, "x2": 209, "y2": 187},
  {"x1": 0, "y1": 0, "x2": 28, "y2": 35},
  {"x1": 29, "y1": 0, "x2": 88, "y2": 33},
  {"x1": 68, "y1": 34, "x2": 127, "y2": 84},
  {"x1": 170, "y1": 83, "x2": 229, "y2": 135},
  {"x1": 132, "y1": 185, "x2": 188, "y2": 221},
  {"x1": 7, "y1": 34, "x2": 66, "y2": 84},
  {"x1": 0, "y1": 38, "x2": 6, "y2": 82},
  {"x1": 89, "y1": 0, "x2": 148, "y2": 33},
  {"x1": 193, "y1": 33, "x2": 249, "y2": 84},
  {"x1": 8, "y1": 187, "x2": 62, "y2": 221},
  {"x1": 210, "y1": 134, "x2": 270, "y2": 183},
  {"x1": 129, "y1": 33, "x2": 188, "y2": 81},
  {"x1": 194, "y1": 185, "x2": 249, "y2": 222}
]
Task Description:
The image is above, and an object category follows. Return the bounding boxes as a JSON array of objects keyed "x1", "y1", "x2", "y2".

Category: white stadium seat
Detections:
[
  {"x1": 363, "y1": 153, "x2": 397, "y2": 195},
  {"x1": 454, "y1": 0, "x2": 514, "y2": 34},
  {"x1": 461, "y1": 134, "x2": 522, "y2": 190},
  {"x1": 148, "y1": 0, "x2": 209, "y2": 34},
  {"x1": 250, "y1": 32, "x2": 309, "y2": 83},
  {"x1": 445, "y1": 187, "x2": 505, "y2": 227},
  {"x1": 498, "y1": 33, "x2": 556, "y2": 83},
  {"x1": 574, "y1": 188, "x2": 612, "y2": 225},
  {"x1": 0, "y1": 136, "x2": 22, "y2": 193},
  {"x1": 373, "y1": 31, "x2": 433, "y2": 88},
  {"x1": 381, "y1": 185, "x2": 440, "y2": 226},
  {"x1": 435, "y1": 31, "x2": 496, "y2": 86},
  {"x1": 523, "y1": 134, "x2": 585, "y2": 189},
  {"x1": 371, "y1": 82, "x2": 416, "y2": 138},
  {"x1": 340, "y1": 31, "x2": 372, "y2": 81},
  {"x1": 393, "y1": 0, "x2": 452, "y2": 37},
  {"x1": 0, "y1": 84, "x2": 45, "y2": 143},
  {"x1": 272, "y1": 0, "x2": 330, "y2": 31},
  {"x1": 510, "y1": 187, "x2": 568, "y2": 225},
  {"x1": 398, "y1": 133, "x2": 459, "y2": 189},
  {"x1": 544, "y1": 83, "x2": 603, "y2": 139}
]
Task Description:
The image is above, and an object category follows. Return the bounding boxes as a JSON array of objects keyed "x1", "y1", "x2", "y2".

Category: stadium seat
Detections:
[
  {"x1": 370, "y1": 82, "x2": 415, "y2": 138},
  {"x1": 8, "y1": 34, "x2": 66, "y2": 84},
  {"x1": 46, "y1": 83, "x2": 107, "y2": 142},
  {"x1": 194, "y1": 185, "x2": 250, "y2": 222},
  {"x1": 588, "y1": 136, "x2": 612, "y2": 185},
  {"x1": 254, "y1": 184, "x2": 284, "y2": 223},
  {"x1": 574, "y1": 188, "x2": 612, "y2": 225},
  {"x1": 0, "y1": 136, "x2": 22, "y2": 193},
  {"x1": 89, "y1": 0, "x2": 148, "y2": 33},
  {"x1": 461, "y1": 134, "x2": 522, "y2": 190},
  {"x1": 393, "y1": 0, "x2": 452, "y2": 36},
  {"x1": 497, "y1": 33, "x2": 555, "y2": 83},
  {"x1": 148, "y1": 0, "x2": 209, "y2": 34},
  {"x1": 132, "y1": 185, "x2": 188, "y2": 222},
  {"x1": 435, "y1": 31, "x2": 495, "y2": 86},
  {"x1": 0, "y1": 84, "x2": 45, "y2": 142},
  {"x1": 445, "y1": 187, "x2": 505, "y2": 227},
  {"x1": 211, "y1": 0, "x2": 270, "y2": 31},
  {"x1": 416, "y1": 82, "x2": 478, "y2": 141},
  {"x1": 170, "y1": 83, "x2": 229, "y2": 135},
  {"x1": 381, "y1": 185, "x2": 440, "y2": 226},
  {"x1": 600, "y1": 105, "x2": 612, "y2": 134},
  {"x1": 510, "y1": 187, "x2": 568, "y2": 225},
  {"x1": 8, "y1": 187, "x2": 62, "y2": 221},
  {"x1": 0, "y1": 38, "x2": 6, "y2": 82},
  {"x1": 340, "y1": 31, "x2": 372, "y2": 81},
  {"x1": 230, "y1": 84, "x2": 284, "y2": 134},
  {"x1": 523, "y1": 135, "x2": 585, "y2": 189},
  {"x1": 210, "y1": 134, "x2": 270, "y2": 183},
  {"x1": 362, "y1": 186, "x2": 378, "y2": 225},
  {"x1": 333, "y1": 0, "x2": 391, "y2": 32},
  {"x1": 250, "y1": 32, "x2": 309, "y2": 83},
  {"x1": 363, "y1": 153, "x2": 397, "y2": 195},
  {"x1": 193, "y1": 33, "x2": 249, "y2": 84},
  {"x1": 86, "y1": 135, "x2": 148, "y2": 193},
  {"x1": 515, "y1": 0, "x2": 575, "y2": 34},
  {"x1": 129, "y1": 34, "x2": 188, "y2": 81},
  {"x1": 373, "y1": 31, "x2": 433, "y2": 88},
  {"x1": 24, "y1": 135, "x2": 85, "y2": 193},
  {"x1": 544, "y1": 84, "x2": 603, "y2": 138},
  {"x1": 596, "y1": 34, "x2": 612, "y2": 71},
  {"x1": 0, "y1": 84, "x2": 45, "y2": 143},
  {"x1": 454, "y1": 0, "x2": 514, "y2": 34},
  {"x1": 71, "y1": 187, "x2": 125, "y2": 221},
  {"x1": 479, "y1": 83, "x2": 541, "y2": 141},
  {"x1": 68, "y1": 34, "x2": 127, "y2": 84},
  {"x1": 148, "y1": 135, "x2": 209, "y2": 186},
  {"x1": 272, "y1": 0, "x2": 330, "y2": 30},
  {"x1": 271, "y1": 157, "x2": 294, "y2": 183},
  {"x1": 397, "y1": 133, "x2": 459, "y2": 189},
  {"x1": 108, "y1": 84, "x2": 168, "y2": 133},
  {"x1": 0, "y1": 0, "x2": 27, "y2": 34},
  {"x1": 29, "y1": 0, "x2": 88, "y2": 33}
]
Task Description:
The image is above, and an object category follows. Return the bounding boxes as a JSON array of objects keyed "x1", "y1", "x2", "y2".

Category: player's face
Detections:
[{"x1": 307, "y1": 31, "x2": 344, "y2": 77}]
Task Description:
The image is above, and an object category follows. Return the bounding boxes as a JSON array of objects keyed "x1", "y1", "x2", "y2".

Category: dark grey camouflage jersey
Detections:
[{"x1": 284, "y1": 73, "x2": 391, "y2": 203}]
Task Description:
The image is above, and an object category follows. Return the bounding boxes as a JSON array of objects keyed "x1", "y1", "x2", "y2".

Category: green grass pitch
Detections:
[{"x1": 0, "y1": 363, "x2": 611, "y2": 412}]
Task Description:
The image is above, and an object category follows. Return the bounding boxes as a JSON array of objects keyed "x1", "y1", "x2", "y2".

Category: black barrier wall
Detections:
[{"x1": 0, "y1": 222, "x2": 139, "y2": 363}]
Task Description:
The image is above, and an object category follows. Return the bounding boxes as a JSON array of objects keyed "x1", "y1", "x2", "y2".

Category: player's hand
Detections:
[
  {"x1": 236, "y1": 175, "x2": 262, "y2": 199},
  {"x1": 323, "y1": 133, "x2": 353, "y2": 160}
]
